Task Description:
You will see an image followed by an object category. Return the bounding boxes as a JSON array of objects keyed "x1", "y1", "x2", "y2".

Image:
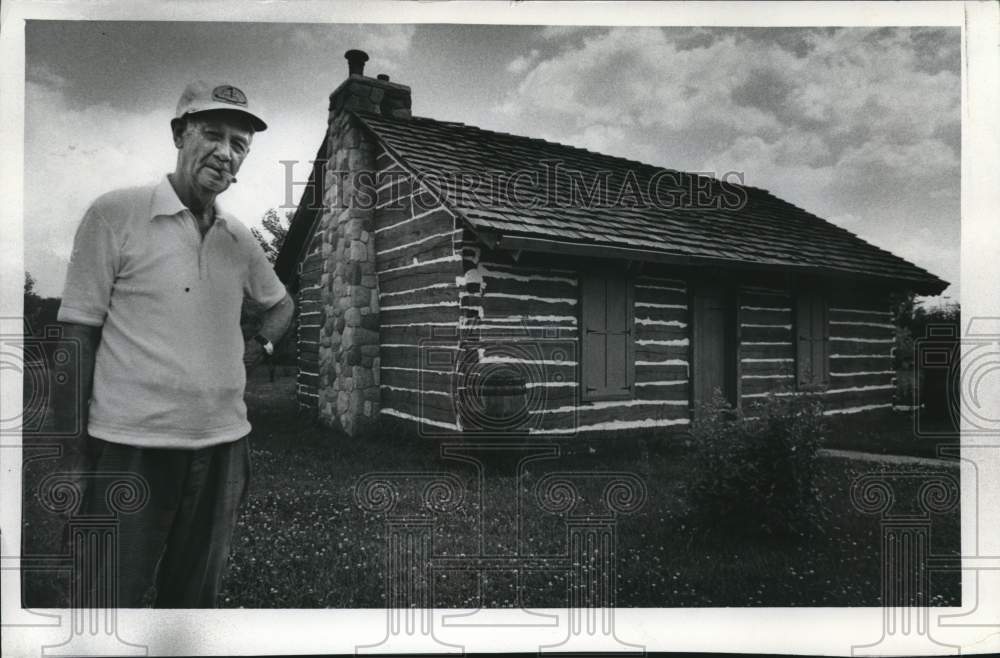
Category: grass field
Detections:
[{"x1": 21, "y1": 370, "x2": 961, "y2": 608}]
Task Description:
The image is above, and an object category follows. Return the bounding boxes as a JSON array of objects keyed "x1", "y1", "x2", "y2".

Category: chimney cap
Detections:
[{"x1": 344, "y1": 49, "x2": 369, "y2": 76}]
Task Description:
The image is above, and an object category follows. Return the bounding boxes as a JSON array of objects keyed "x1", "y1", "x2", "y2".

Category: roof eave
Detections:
[{"x1": 495, "y1": 234, "x2": 949, "y2": 295}]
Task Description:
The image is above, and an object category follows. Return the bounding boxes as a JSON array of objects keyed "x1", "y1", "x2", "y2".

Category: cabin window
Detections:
[
  {"x1": 580, "y1": 271, "x2": 635, "y2": 401},
  {"x1": 795, "y1": 291, "x2": 830, "y2": 388}
]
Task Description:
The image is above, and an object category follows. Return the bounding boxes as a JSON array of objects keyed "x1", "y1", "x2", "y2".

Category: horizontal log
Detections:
[
  {"x1": 475, "y1": 341, "x2": 580, "y2": 365},
  {"x1": 380, "y1": 400, "x2": 459, "y2": 427},
  {"x1": 828, "y1": 339, "x2": 894, "y2": 357},
  {"x1": 376, "y1": 235, "x2": 456, "y2": 272},
  {"x1": 828, "y1": 294, "x2": 889, "y2": 313},
  {"x1": 380, "y1": 304, "x2": 462, "y2": 326},
  {"x1": 634, "y1": 276, "x2": 687, "y2": 291},
  {"x1": 740, "y1": 325, "x2": 792, "y2": 342},
  {"x1": 380, "y1": 367, "x2": 459, "y2": 391},
  {"x1": 378, "y1": 263, "x2": 461, "y2": 291},
  {"x1": 827, "y1": 372, "x2": 895, "y2": 389},
  {"x1": 299, "y1": 269, "x2": 322, "y2": 288},
  {"x1": 379, "y1": 324, "x2": 461, "y2": 344},
  {"x1": 460, "y1": 326, "x2": 579, "y2": 341},
  {"x1": 298, "y1": 371, "x2": 319, "y2": 387},
  {"x1": 740, "y1": 359, "x2": 795, "y2": 377},
  {"x1": 740, "y1": 342, "x2": 794, "y2": 360},
  {"x1": 633, "y1": 305, "x2": 688, "y2": 323},
  {"x1": 632, "y1": 384, "x2": 689, "y2": 402},
  {"x1": 527, "y1": 402, "x2": 690, "y2": 432},
  {"x1": 375, "y1": 210, "x2": 456, "y2": 253},
  {"x1": 633, "y1": 288, "x2": 687, "y2": 306},
  {"x1": 380, "y1": 386, "x2": 458, "y2": 414},
  {"x1": 821, "y1": 389, "x2": 894, "y2": 411},
  {"x1": 829, "y1": 322, "x2": 895, "y2": 340},
  {"x1": 375, "y1": 177, "x2": 414, "y2": 207},
  {"x1": 829, "y1": 309, "x2": 893, "y2": 324},
  {"x1": 299, "y1": 254, "x2": 323, "y2": 274},
  {"x1": 739, "y1": 290, "x2": 791, "y2": 308},
  {"x1": 381, "y1": 350, "x2": 458, "y2": 372},
  {"x1": 634, "y1": 378, "x2": 689, "y2": 393},
  {"x1": 481, "y1": 296, "x2": 576, "y2": 318},
  {"x1": 377, "y1": 244, "x2": 459, "y2": 275},
  {"x1": 635, "y1": 363, "x2": 688, "y2": 382},
  {"x1": 299, "y1": 287, "x2": 321, "y2": 303},
  {"x1": 380, "y1": 284, "x2": 459, "y2": 308},
  {"x1": 829, "y1": 355, "x2": 894, "y2": 372},
  {"x1": 740, "y1": 307, "x2": 792, "y2": 325},
  {"x1": 740, "y1": 376, "x2": 796, "y2": 396},
  {"x1": 635, "y1": 344, "x2": 688, "y2": 361},
  {"x1": 477, "y1": 259, "x2": 576, "y2": 280},
  {"x1": 478, "y1": 276, "x2": 577, "y2": 300}
]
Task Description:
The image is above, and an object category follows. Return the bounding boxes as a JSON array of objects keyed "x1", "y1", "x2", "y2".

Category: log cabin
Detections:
[{"x1": 274, "y1": 50, "x2": 948, "y2": 438}]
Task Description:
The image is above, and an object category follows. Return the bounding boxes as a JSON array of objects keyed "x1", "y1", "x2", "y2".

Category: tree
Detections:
[
  {"x1": 251, "y1": 208, "x2": 293, "y2": 264},
  {"x1": 23, "y1": 272, "x2": 61, "y2": 336}
]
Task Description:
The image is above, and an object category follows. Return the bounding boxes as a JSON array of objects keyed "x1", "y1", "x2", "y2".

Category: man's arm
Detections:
[
  {"x1": 244, "y1": 292, "x2": 294, "y2": 368},
  {"x1": 52, "y1": 322, "x2": 101, "y2": 437}
]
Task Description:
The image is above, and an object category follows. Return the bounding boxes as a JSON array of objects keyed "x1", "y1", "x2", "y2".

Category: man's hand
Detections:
[{"x1": 243, "y1": 337, "x2": 266, "y2": 369}]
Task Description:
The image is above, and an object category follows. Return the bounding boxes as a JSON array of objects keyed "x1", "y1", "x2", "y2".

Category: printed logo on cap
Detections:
[{"x1": 212, "y1": 85, "x2": 248, "y2": 107}]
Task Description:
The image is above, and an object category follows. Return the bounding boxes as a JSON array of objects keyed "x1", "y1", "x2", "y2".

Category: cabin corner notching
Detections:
[{"x1": 275, "y1": 50, "x2": 948, "y2": 438}]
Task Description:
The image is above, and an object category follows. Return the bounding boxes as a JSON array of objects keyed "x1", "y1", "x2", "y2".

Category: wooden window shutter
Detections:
[
  {"x1": 810, "y1": 295, "x2": 830, "y2": 386},
  {"x1": 581, "y1": 272, "x2": 633, "y2": 400},
  {"x1": 581, "y1": 273, "x2": 608, "y2": 398},
  {"x1": 796, "y1": 293, "x2": 814, "y2": 387},
  {"x1": 605, "y1": 275, "x2": 632, "y2": 394},
  {"x1": 796, "y1": 291, "x2": 829, "y2": 387}
]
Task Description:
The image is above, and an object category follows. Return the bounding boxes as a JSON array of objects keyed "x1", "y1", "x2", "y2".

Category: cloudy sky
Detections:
[{"x1": 24, "y1": 22, "x2": 959, "y2": 299}]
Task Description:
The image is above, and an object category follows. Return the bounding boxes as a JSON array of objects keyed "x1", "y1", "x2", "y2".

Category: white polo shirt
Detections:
[{"x1": 58, "y1": 176, "x2": 287, "y2": 449}]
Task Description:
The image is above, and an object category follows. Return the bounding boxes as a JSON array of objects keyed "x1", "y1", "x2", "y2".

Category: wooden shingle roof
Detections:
[{"x1": 355, "y1": 111, "x2": 947, "y2": 295}]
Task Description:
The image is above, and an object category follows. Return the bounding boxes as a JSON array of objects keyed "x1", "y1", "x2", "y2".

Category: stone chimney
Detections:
[
  {"x1": 315, "y1": 50, "x2": 410, "y2": 437},
  {"x1": 328, "y1": 49, "x2": 412, "y2": 120}
]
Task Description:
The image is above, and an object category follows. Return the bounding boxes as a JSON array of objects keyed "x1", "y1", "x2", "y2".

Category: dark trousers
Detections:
[{"x1": 73, "y1": 435, "x2": 250, "y2": 608}]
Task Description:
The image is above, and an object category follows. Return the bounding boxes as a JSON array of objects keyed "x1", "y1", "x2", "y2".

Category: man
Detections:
[{"x1": 54, "y1": 81, "x2": 294, "y2": 607}]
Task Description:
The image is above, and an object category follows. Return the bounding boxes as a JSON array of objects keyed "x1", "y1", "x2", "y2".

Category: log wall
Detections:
[
  {"x1": 824, "y1": 290, "x2": 896, "y2": 415},
  {"x1": 295, "y1": 227, "x2": 324, "y2": 408},
  {"x1": 736, "y1": 285, "x2": 895, "y2": 416},
  {"x1": 455, "y1": 251, "x2": 693, "y2": 436},
  {"x1": 373, "y1": 148, "x2": 465, "y2": 433}
]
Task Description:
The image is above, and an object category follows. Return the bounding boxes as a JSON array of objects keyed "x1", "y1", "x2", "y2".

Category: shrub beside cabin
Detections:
[{"x1": 274, "y1": 50, "x2": 948, "y2": 438}]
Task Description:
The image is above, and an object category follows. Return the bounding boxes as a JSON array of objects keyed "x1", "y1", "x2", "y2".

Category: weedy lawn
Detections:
[
  {"x1": 21, "y1": 370, "x2": 961, "y2": 608},
  {"x1": 218, "y1": 372, "x2": 960, "y2": 608}
]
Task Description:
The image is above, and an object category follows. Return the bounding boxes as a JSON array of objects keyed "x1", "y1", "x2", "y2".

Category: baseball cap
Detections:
[{"x1": 174, "y1": 80, "x2": 267, "y2": 132}]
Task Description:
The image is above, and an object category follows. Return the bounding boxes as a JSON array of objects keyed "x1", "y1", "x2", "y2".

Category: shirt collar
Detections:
[{"x1": 150, "y1": 175, "x2": 234, "y2": 227}]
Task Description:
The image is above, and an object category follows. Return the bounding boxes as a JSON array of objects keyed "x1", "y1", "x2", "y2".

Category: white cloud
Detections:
[
  {"x1": 24, "y1": 76, "x2": 321, "y2": 296},
  {"x1": 507, "y1": 49, "x2": 540, "y2": 74},
  {"x1": 24, "y1": 80, "x2": 173, "y2": 295},
  {"x1": 496, "y1": 27, "x2": 960, "y2": 296},
  {"x1": 285, "y1": 24, "x2": 416, "y2": 73}
]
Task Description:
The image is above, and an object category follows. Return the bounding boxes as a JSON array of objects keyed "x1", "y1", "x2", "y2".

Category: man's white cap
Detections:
[{"x1": 174, "y1": 80, "x2": 267, "y2": 132}]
